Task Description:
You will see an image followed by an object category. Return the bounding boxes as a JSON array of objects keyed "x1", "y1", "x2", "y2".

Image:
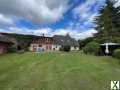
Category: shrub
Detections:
[
  {"x1": 113, "y1": 49, "x2": 120, "y2": 59},
  {"x1": 60, "y1": 45, "x2": 71, "y2": 52},
  {"x1": 83, "y1": 41, "x2": 100, "y2": 55},
  {"x1": 8, "y1": 45, "x2": 17, "y2": 53},
  {"x1": 78, "y1": 37, "x2": 93, "y2": 50},
  {"x1": 59, "y1": 47, "x2": 64, "y2": 51}
]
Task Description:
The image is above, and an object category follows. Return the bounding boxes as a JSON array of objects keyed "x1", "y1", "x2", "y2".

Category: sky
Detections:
[{"x1": 0, "y1": 0, "x2": 119, "y2": 40}]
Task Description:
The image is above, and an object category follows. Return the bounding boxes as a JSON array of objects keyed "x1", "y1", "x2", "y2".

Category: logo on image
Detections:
[{"x1": 111, "y1": 81, "x2": 119, "y2": 90}]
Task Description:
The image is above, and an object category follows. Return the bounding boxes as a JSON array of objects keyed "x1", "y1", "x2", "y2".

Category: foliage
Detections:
[
  {"x1": 59, "y1": 47, "x2": 63, "y2": 51},
  {"x1": 4, "y1": 33, "x2": 33, "y2": 50},
  {"x1": 60, "y1": 45, "x2": 71, "y2": 52},
  {"x1": 63, "y1": 45, "x2": 71, "y2": 52},
  {"x1": 94, "y1": 0, "x2": 120, "y2": 43},
  {"x1": 8, "y1": 45, "x2": 17, "y2": 53},
  {"x1": 78, "y1": 37, "x2": 94, "y2": 49},
  {"x1": 113, "y1": 49, "x2": 120, "y2": 59},
  {"x1": 83, "y1": 41, "x2": 100, "y2": 55}
]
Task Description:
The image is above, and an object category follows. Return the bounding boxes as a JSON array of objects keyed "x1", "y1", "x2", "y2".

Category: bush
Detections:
[
  {"x1": 83, "y1": 41, "x2": 100, "y2": 55},
  {"x1": 60, "y1": 45, "x2": 70, "y2": 52},
  {"x1": 8, "y1": 45, "x2": 17, "y2": 53},
  {"x1": 63, "y1": 45, "x2": 70, "y2": 52},
  {"x1": 78, "y1": 37, "x2": 93, "y2": 50},
  {"x1": 113, "y1": 49, "x2": 120, "y2": 59},
  {"x1": 59, "y1": 47, "x2": 64, "y2": 51}
]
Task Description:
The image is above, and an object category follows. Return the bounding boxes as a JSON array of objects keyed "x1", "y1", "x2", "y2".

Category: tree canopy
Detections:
[{"x1": 94, "y1": 0, "x2": 120, "y2": 43}]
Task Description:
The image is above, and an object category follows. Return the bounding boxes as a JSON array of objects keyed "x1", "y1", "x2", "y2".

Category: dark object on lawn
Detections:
[
  {"x1": 100, "y1": 43, "x2": 120, "y2": 56},
  {"x1": 63, "y1": 45, "x2": 71, "y2": 52}
]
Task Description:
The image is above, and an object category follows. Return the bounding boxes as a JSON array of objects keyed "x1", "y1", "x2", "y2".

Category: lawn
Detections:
[{"x1": 0, "y1": 52, "x2": 120, "y2": 90}]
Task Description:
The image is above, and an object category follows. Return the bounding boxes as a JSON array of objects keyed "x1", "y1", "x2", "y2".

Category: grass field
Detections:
[{"x1": 0, "y1": 52, "x2": 120, "y2": 90}]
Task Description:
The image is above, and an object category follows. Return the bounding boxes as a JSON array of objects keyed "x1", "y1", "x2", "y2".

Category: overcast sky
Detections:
[{"x1": 0, "y1": 0, "x2": 119, "y2": 39}]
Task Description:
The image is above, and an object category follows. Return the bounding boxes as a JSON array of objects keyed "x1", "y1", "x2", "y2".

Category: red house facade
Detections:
[
  {"x1": 30, "y1": 36, "x2": 54, "y2": 52},
  {"x1": 0, "y1": 43, "x2": 9, "y2": 54}
]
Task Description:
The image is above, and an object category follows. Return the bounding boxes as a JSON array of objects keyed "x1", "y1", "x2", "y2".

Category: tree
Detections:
[
  {"x1": 94, "y1": 0, "x2": 120, "y2": 43},
  {"x1": 78, "y1": 37, "x2": 93, "y2": 49},
  {"x1": 83, "y1": 41, "x2": 100, "y2": 55},
  {"x1": 4, "y1": 33, "x2": 33, "y2": 51},
  {"x1": 63, "y1": 45, "x2": 71, "y2": 52}
]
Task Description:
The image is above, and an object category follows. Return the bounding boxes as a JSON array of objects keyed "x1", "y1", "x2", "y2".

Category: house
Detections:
[
  {"x1": 1, "y1": 32, "x2": 34, "y2": 51},
  {"x1": 53, "y1": 34, "x2": 79, "y2": 51},
  {"x1": 0, "y1": 34, "x2": 14, "y2": 54},
  {"x1": 30, "y1": 35, "x2": 54, "y2": 52},
  {"x1": 30, "y1": 34, "x2": 79, "y2": 52}
]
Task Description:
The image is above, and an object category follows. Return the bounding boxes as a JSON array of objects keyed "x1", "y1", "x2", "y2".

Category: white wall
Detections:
[
  {"x1": 71, "y1": 46, "x2": 79, "y2": 51},
  {"x1": 30, "y1": 44, "x2": 55, "y2": 52},
  {"x1": 29, "y1": 44, "x2": 38, "y2": 51},
  {"x1": 30, "y1": 44, "x2": 79, "y2": 52},
  {"x1": 52, "y1": 45, "x2": 61, "y2": 51}
]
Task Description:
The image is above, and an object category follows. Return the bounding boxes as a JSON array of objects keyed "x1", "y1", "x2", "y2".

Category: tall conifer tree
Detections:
[{"x1": 94, "y1": 0, "x2": 120, "y2": 43}]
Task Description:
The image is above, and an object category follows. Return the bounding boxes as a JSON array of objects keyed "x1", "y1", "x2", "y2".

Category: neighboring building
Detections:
[
  {"x1": 1, "y1": 32, "x2": 34, "y2": 51},
  {"x1": 30, "y1": 36, "x2": 54, "y2": 52},
  {"x1": 30, "y1": 34, "x2": 79, "y2": 52},
  {"x1": 53, "y1": 34, "x2": 79, "y2": 51},
  {"x1": 0, "y1": 34, "x2": 13, "y2": 54}
]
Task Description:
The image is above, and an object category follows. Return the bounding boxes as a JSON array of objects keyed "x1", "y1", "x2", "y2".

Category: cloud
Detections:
[
  {"x1": 73, "y1": 0, "x2": 95, "y2": 18},
  {"x1": 0, "y1": 0, "x2": 99, "y2": 40},
  {"x1": 0, "y1": 0, "x2": 69, "y2": 24},
  {"x1": 0, "y1": 27, "x2": 97, "y2": 40},
  {"x1": 7, "y1": 27, "x2": 52, "y2": 36},
  {"x1": 0, "y1": 14, "x2": 14, "y2": 27},
  {"x1": 75, "y1": 29, "x2": 97, "y2": 40},
  {"x1": 72, "y1": 0, "x2": 105, "y2": 30},
  {"x1": 73, "y1": 0, "x2": 105, "y2": 18},
  {"x1": 53, "y1": 29, "x2": 97, "y2": 40},
  {"x1": 115, "y1": 0, "x2": 120, "y2": 7}
]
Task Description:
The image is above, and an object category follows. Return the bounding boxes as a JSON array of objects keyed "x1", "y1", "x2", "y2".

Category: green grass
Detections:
[{"x1": 0, "y1": 52, "x2": 120, "y2": 90}]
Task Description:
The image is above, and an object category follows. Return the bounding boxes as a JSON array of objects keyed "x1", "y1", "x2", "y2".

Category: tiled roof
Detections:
[{"x1": 53, "y1": 35, "x2": 79, "y2": 46}]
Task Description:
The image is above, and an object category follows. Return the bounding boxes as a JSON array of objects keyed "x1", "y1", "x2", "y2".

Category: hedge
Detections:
[
  {"x1": 83, "y1": 41, "x2": 100, "y2": 55},
  {"x1": 113, "y1": 49, "x2": 120, "y2": 59}
]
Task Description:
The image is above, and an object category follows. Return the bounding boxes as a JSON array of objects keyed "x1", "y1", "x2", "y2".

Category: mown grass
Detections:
[{"x1": 0, "y1": 52, "x2": 120, "y2": 90}]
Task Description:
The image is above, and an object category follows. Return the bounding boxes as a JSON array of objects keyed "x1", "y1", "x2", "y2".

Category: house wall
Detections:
[
  {"x1": 29, "y1": 44, "x2": 38, "y2": 51},
  {"x1": 76, "y1": 47, "x2": 79, "y2": 50},
  {"x1": 52, "y1": 45, "x2": 61, "y2": 51},
  {"x1": 30, "y1": 44, "x2": 79, "y2": 52},
  {"x1": 70, "y1": 46, "x2": 79, "y2": 51},
  {"x1": 0, "y1": 43, "x2": 8, "y2": 54},
  {"x1": 42, "y1": 44, "x2": 53, "y2": 51},
  {"x1": 30, "y1": 44, "x2": 54, "y2": 52},
  {"x1": 30, "y1": 36, "x2": 54, "y2": 52},
  {"x1": 53, "y1": 45, "x2": 79, "y2": 51}
]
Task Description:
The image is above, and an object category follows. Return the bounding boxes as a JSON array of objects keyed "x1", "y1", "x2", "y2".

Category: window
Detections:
[{"x1": 39, "y1": 45, "x2": 42, "y2": 47}]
